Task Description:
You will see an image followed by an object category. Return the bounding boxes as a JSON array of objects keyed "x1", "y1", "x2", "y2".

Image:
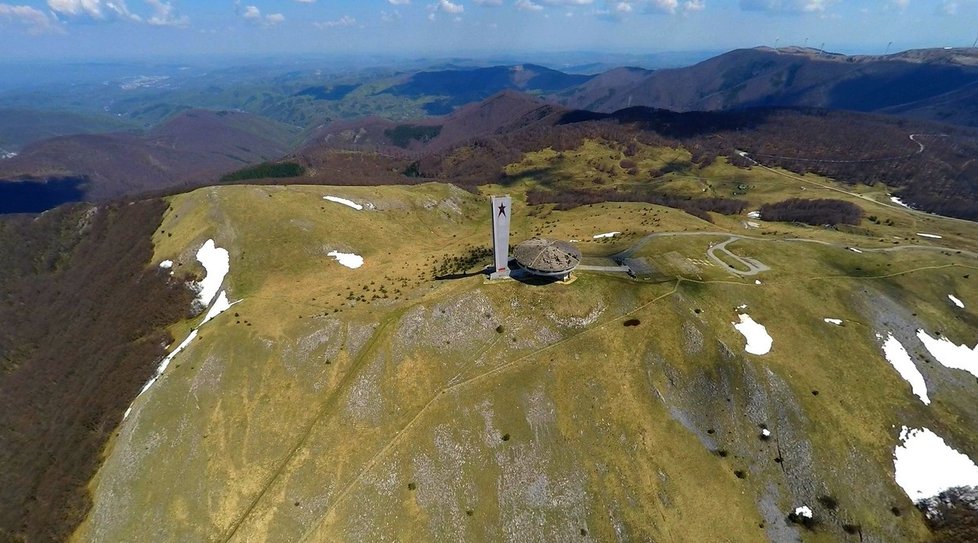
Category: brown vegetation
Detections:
[
  {"x1": 526, "y1": 187, "x2": 746, "y2": 222},
  {"x1": 0, "y1": 110, "x2": 297, "y2": 202},
  {"x1": 758, "y1": 198, "x2": 863, "y2": 226},
  {"x1": 0, "y1": 200, "x2": 193, "y2": 542}
]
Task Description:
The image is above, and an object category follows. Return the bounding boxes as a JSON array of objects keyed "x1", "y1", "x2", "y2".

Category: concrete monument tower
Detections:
[{"x1": 490, "y1": 195, "x2": 511, "y2": 279}]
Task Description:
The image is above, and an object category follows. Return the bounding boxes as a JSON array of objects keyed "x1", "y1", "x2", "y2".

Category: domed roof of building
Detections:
[{"x1": 513, "y1": 238, "x2": 582, "y2": 274}]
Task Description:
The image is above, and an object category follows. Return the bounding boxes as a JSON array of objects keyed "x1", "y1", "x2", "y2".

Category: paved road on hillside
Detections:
[
  {"x1": 584, "y1": 229, "x2": 978, "y2": 279},
  {"x1": 706, "y1": 237, "x2": 770, "y2": 276}
]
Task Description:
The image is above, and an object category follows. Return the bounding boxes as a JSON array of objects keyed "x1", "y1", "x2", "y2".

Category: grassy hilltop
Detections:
[{"x1": 71, "y1": 144, "x2": 978, "y2": 541}]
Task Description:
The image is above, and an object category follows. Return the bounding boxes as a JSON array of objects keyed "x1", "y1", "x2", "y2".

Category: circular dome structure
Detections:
[{"x1": 513, "y1": 238, "x2": 582, "y2": 279}]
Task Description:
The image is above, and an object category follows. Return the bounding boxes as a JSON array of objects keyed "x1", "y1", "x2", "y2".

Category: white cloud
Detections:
[
  {"x1": 48, "y1": 0, "x2": 104, "y2": 17},
  {"x1": 388, "y1": 0, "x2": 410, "y2": 4},
  {"x1": 516, "y1": 0, "x2": 543, "y2": 10},
  {"x1": 294, "y1": 0, "x2": 315, "y2": 3},
  {"x1": 645, "y1": 0, "x2": 679, "y2": 13},
  {"x1": 0, "y1": 3, "x2": 62, "y2": 34},
  {"x1": 242, "y1": 4, "x2": 261, "y2": 20},
  {"x1": 474, "y1": 0, "x2": 502, "y2": 5},
  {"x1": 241, "y1": 4, "x2": 284, "y2": 25},
  {"x1": 940, "y1": 1, "x2": 958, "y2": 15},
  {"x1": 314, "y1": 14, "x2": 355, "y2": 28},
  {"x1": 439, "y1": 0, "x2": 464, "y2": 12},
  {"x1": 145, "y1": 0, "x2": 188, "y2": 26},
  {"x1": 598, "y1": 0, "x2": 699, "y2": 16},
  {"x1": 740, "y1": 0, "x2": 835, "y2": 12},
  {"x1": 380, "y1": 9, "x2": 400, "y2": 21},
  {"x1": 106, "y1": 1, "x2": 142, "y2": 21},
  {"x1": 47, "y1": 0, "x2": 191, "y2": 24}
]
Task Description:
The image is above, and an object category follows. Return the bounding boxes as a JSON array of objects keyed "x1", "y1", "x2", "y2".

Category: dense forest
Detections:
[
  {"x1": 400, "y1": 107, "x2": 978, "y2": 221},
  {"x1": 0, "y1": 202, "x2": 193, "y2": 542},
  {"x1": 758, "y1": 198, "x2": 864, "y2": 226}
]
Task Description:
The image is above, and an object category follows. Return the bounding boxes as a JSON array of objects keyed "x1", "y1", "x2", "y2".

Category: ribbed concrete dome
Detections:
[{"x1": 513, "y1": 238, "x2": 581, "y2": 277}]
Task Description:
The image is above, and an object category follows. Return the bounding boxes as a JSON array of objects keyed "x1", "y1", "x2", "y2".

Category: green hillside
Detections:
[{"x1": 73, "y1": 153, "x2": 978, "y2": 541}]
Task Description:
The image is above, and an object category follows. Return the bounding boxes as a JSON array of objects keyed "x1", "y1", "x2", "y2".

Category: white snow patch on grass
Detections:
[
  {"x1": 894, "y1": 426, "x2": 978, "y2": 502},
  {"x1": 917, "y1": 233, "x2": 942, "y2": 239},
  {"x1": 126, "y1": 240, "x2": 237, "y2": 420},
  {"x1": 754, "y1": 280, "x2": 762, "y2": 285},
  {"x1": 747, "y1": 211, "x2": 761, "y2": 219},
  {"x1": 948, "y1": 294, "x2": 965, "y2": 309},
  {"x1": 733, "y1": 314, "x2": 772, "y2": 355},
  {"x1": 323, "y1": 195, "x2": 364, "y2": 210},
  {"x1": 592, "y1": 231, "x2": 620, "y2": 239},
  {"x1": 878, "y1": 333, "x2": 930, "y2": 405},
  {"x1": 916, "y1": 330, "x2": 978, "y2": 379},
  {"x1": 793, "y1": 506, "x2": 813, "y2": 519},
  {"x1": 202, "y1": 290, "x2": 240, "y2": 324},
  {"x1": 848, "y1": 247, "x2": 863, "y2": 253},
  {"x1": 891, "y1": 196, "x2": 912, "y2": 209},
  {"x1": 195, "y1": 239, "x2": 229, "y2": 308},
  {"x1": 761, "y1": 428, "x2": 771, "y2": 437},
  {"x1": 140, "y1": 329, "x2": 198, "y2": 396},
  {"x1": 824, "y1": 318, "x2": 843, "y2": 325},
  {"x1": 328, "y1": 250, "x2": 364, "y2": 269}
]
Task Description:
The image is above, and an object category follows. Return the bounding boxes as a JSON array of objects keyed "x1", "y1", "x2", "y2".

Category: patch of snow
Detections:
[
  {"x1": 328, "y1": 250, "x2": 364, "y2": 269},
  {"x1": 0, "y1": 150, "x2": 17, "y2": 160},
  {"x1": 737, "y1": 304, "x2": 748, "y2": 309},
  {"x1": 824, "y1": 318, "x2": 843, "y2": 325},
  {"x1": 568, "y1": 240, "x2": 580, "y2": 243},
  {"x1": 916, "y1": 330, "x2": 978, "y2": 379},
  {"x1": 793, "y1": 506, "x2": 813, "y2": 519},
  {"x1": 747, "y1": 211, "x2": 761, "y2": 219},
  {"x1": 195, "y1": 240, "x2": 229, "y2": 308},
  {"x1": 891, "y1": 196, "x2": 912, "y2": 209},
  {"x1": 848, "y1": 247, "x2": 863, "y2": 253},
  {"x1": 202, "y1": 290, "x2": 239, "y2": 324},
  {"x1": 746, "y1": 221, "x2": 760, "y2": 228},
  {"x1": 948, "y1": 294, "x2": 965, "y2": 309},
  {"x1": 139, "y1": 329, "x2": 198, "y2": 397},
  {"x1": 761, "y1": 428, "x2": 771, "y2": 437},
  {"x1": 894, "y1": 426, "x2": 978, "y2": 502},
  {"x1": 125, "y1": 241, "x2": 238, "y2": 421},
  {"x1": 754, "y1": 280, "x2": 762, "y2": 285},
  {"x1": 878, "y1": 333, "x2": 930, "y2": 405},
  {"x1": 592, "y1": 231, "x2": 621, "y2": 239},
  {"x1": 733, "y1": 314, "x2": 772, "y2": 355},
  {"x1": 323, "y1": 195, "x2": 364, "y2": 210},
  {"x1": 917, "y1": 233, "x2": 942, "y2": 239}
]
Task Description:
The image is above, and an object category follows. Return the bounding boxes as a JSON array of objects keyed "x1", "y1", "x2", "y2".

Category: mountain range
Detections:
[{"x1": 2, "y1": 46, "x2": 978, "y2": 542}]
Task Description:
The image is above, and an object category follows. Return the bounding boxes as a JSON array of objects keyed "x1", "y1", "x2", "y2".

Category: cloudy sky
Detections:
[{"x1": 0, "y1": 0, "x2": 975, "y2": 60}]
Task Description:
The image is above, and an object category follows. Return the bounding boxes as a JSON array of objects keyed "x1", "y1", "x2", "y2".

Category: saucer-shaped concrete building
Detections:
[{"x1": 513, "y1": 238, "x2": 581, "y2": 280}]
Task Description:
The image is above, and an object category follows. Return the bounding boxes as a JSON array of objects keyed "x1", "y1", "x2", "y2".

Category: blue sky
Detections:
[{"x1": 0, "y1": 1, "x2": 976, "y2": 60}]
